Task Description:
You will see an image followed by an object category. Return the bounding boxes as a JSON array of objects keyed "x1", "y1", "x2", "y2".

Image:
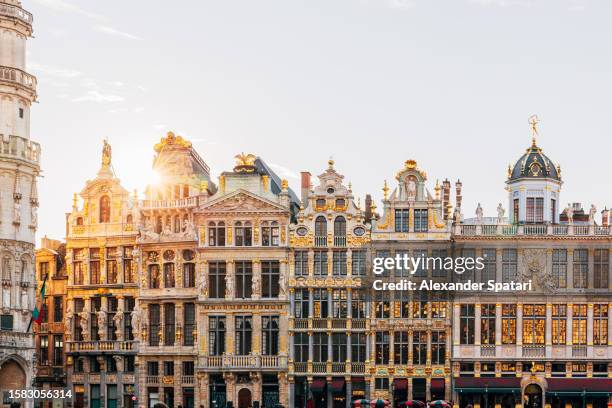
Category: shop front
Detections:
[
  {"x1": 454, "y1": 377, "x2": 521, "y2": 408},
  {"x1": 545, "y1": 378, "x2": 612, "y2": 408}
]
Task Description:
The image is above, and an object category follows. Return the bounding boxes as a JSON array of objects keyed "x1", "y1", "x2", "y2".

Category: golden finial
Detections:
[
  {"x1": 556, "y1": 164, "x2": 561, "y2": 177},
  {"x1": 530, "y1": 361, "x2": 537, "y2": 374},
  {"x1": 348, "y1": 182, "x2": 352, "y2": 192},
  {"x1": 434, "y1": 179, "x2": 441, "y2": 199},
  {"x1": 507, "y1": 164, "x2": 512, "y2": 178},
  {"x1": 382, "y1": 180, "x2": 389, "y2": 200},
  {"x1": 234, "y1": 152, "x2": 257, "y2": 167},
  {"x1": 199, "y1": 180, "x2": 209, "y2": 192},
  {"x1": 73, "y1": 193, "x2": 78, "y2": 208},
  {"x1": 281, "y1": 179, "x2": 289, "y2": 191},
  {"x1": 357, "y1": 197, "x2": 361, "y2": 209},
  {"x1": 528, "y1": 114, "x2": 539, "y2": 146},
  {"x1": 328, "y1": 157, "x2": 334, "y2": 168},
  {"x1": 404, "y1": 159, "x2": 417, "y2": 170}
]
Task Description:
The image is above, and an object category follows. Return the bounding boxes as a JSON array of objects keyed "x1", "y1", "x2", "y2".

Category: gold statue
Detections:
[
  {"x1": 528, "y1": 114, "x2": 539, "y2": 145},
  {"x1": 102, "y1": 139, "x2": 112, "y2": 166},
  {"x1": 234, "y1": 152, "x2": 257, "y2": 167}
]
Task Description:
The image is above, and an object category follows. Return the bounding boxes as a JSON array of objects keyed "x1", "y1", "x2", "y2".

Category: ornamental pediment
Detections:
[
  {"x1": 199, "y1": 189, "x2": 287, "y2": 213},
  {"x1": 80, "y1": 177, "x2": 128, "y2": 198}
]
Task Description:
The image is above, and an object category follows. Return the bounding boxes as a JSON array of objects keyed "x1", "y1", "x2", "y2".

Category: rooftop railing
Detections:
[
  {"x1": 457, "y1": 224, "x2": 610, "y2": 237},
  {"x1": 140, "y1": 196, "x2": 199, "y2": 210},
  {"x1": 0, "y1": 66, "x2": 36, "y2": 92},
  {"x1": 0, "y1": 3, "x2": 33, "y2": 26}
]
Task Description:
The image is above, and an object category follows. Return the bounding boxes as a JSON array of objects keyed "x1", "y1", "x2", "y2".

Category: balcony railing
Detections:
[
  {"x1": 314, "y1": 236, "x2": 327, "y2": 247},
  {"x1": 293, "y1": 319, "x2": 309, "y2": 329},
  {"x1": 572, "y1": 345, "x2": 587, "y2": 357},
  {"x1": 139, "y1": 196, "x2": 199, "y2": 210},
  {"x1": 181, "y1": 376, "x2": 195, "y2": 385},
  {"x1": 0, "y1": 66, "x2": 36, "y2": 92},
  {"x1": 146, "y1": 376, "x2": 160, "y2": 384},
  {"x1": 333, "y1": 236, "x2": 346, "y2": 247},
  {"x1": 480, "y1": 345, "x2": 496, "y2": 357},
  {"x1": 200, "y1": 354, "x2": 287, "y2": 370},
  {"x1": 457, "y1": 224, "x2": 610, "y2": 237},
  {"x1": 291, "y1": 361, "x2": 366, "y2": 375},
  {"x1": 0, "y1": 3, "x2": 33, "y2": 25},
  {"x1": 522, "y1": 345, "x2": 545, "y2": 358},
  {"x1": 67, "y1": 340, "x2": 137, "y2": 353},
  {"x1": 294, "y1": 362, "x2": 308, "y2": 373}
]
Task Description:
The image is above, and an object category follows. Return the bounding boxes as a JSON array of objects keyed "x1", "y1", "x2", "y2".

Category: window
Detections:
[
  {"x1": 333, "y1": 216, "x2": 346, "y2": 244},
  {"x1": 148, "y1": 264, "x2": 160, "y2": 289},
  {"x1": 332, "y1": 333, "x2": 347, "y2": 362},
  {"x1": 313, "y1": 289, "x2": 328, "y2": 318},
  {"x1": 412, "y1": 295, "x2": 428, "y2": 319},
  {"x1": 460, "y1": 304, "x2": 475, "y2": 344},
  {"x1": 163, "y1": 263, "x2": 175, "y2": 288},
  {"x1": 163, "y1": 361, "x2": 174, "y2": 376},
  {"x1": 414, "y1": 209, "x2": 428, "y2": 232},
  {"x1": 394, "y1": 331, "x2": 409, "y2": 364},
  {"x1": 481, "y1": 249, "x2": 496, "y2": 282},
  {"x1": 262, "y1": 316, "x2": 279, "y2": 355},
  {"x1": 208, "y1": 316, "x2": 225, "y2": 355},
  {"x1": 40, "y1": 336, "x2": 49, "y2": 364},
  {"x1": 182, "y1": 361, "x2": 195, "y2": 376},
  {"x1": 208, "y1": 222, "x2": 226, "y2": 247},
  {"x1": 314, "y1": 216, "x2": 327, "y2": 247},
  {"x1": 91, "y1": 298, "x2": 101, "y2": 341},
  {"x1": 412, "y1": 331, "x2": 427, "y2": 365},
  {"x1": 183, "y1": 303, "x2": 196, "y2": 346},
  {"x1": 481, "y1": 304, "x2": 496, "y2": 345},
  {"x1": 375, "y1": 331, "x2": 389, "y2": 364},
  {"x1": 91, "y1": 385, "x2": 101, "y2": 408},
  {"x1": 375, "y1": 292, "x2": 390, "y2": 318},
  {"x1": 163, "y1": 303, "x2": 175, "y2": 346},
  {"x1": 147, "y1": 361, "x2": 159, "y2": 375},
  {"x1": 502, "y1": 304, "x2": 516, "y2": 344},
  {"x1": 332, "y1": 251, "x2": 347, "y2": 275},
  {"x1": 375, "y1": 378, "x2": 389, "y2": 391},
  {"x1": 313, "y1": 250, "x2": 328, "y2": 276},
  {"x1": 526, "y1": 197, "x2": 544, "y2": 223},
  {"x1": 394, "y1": 292, "x2": 410, "y2": 319},
  {"x1": 124, "y1": 297, "x2": 134, "y2": 341},
  {"x1": 149, "y1": 304, "x2": 160, "y2": 346},
  {"x1": 234, "y1": 221, "x2": 252, "y2": 246},
  {"x1": 294, "y1": 333, "x2": 309, "y2": 363},
  {"x1": 294, "y1": 289, "x2": 309, "y2": 318},
  {"x1": 123, "y1": 246, "x2": 134, "y2": 283},
  {"x1": 502, "y1": 249, "x2": 517, "y2": 283},
  {"x1": 183, "y1": 262, "x2": 195, "y2": 288},
  {"x1": 351, "y1": 333, "x2": 367, "y2": 362},
  {"x1": 235, "y1": 316, "x2": 252, "y2": 355},
  {"x1": 572, "y1": 304, "x2": 587, "y2": 345},
  {"x1": 552, "y1": 305, "x2": 566, "y2": 345},
  {"x1": 261, "y1": 260, "x2": 279, "y2": 298},
  {"x1": 53, "y1": 296, "x2": 63, "y2": 323},
  {"x1": 432, "y1": 249, "x2": 448, "y2": 277},
  {"x1": 208, "y1": 262, "x2": 226, "y2": 299},
  {"x1": 413, "y1": 249, "x2": 428, "y2": 277},
  {"x1": 53, "y1": 335, "x2": 63, "y2": 366},
  {"x1": 294, "y1": 251, "x2": 308, "y2": 276},
  {"x1": 235, "y1": 261, "x2": 252, "y2": 299},
  {"x1": 315, "y1": 198, "x2": 326, "y2": 209},
  {"x1": 594, "y1": 249, "x2": 609, "y2": 289},
  {"x1": 73, "y1": 261, "x2": 84, "y2": 285},
  {"x1": 552, "y1": 249, "x2": 567, "y2": 288},
  {"x1": 74, "y1": 299, "x2": 84, "y2": 340},
  {"x1": 90, "y1": 248, "x2": 100, "y2": 285},
  {"x1": 331, "y1": 289, "x2": 347, "y2": 318},
  {"x1": 593, "y1": 304, "x2": 608, "y2": 345},
  {"x1": 351, "y1": 289, "x2": 366, "y2": 318},
  {"x1": 431, "y1": 331, "x2": 446, "y2": 364},
  {"x1": 431, "y1": 301, "x2": 446, "y2": 319},
  {"x1": 313, "y1": 333, "x2": 328, "y2": 362},
  {"x1": 99, "y1": 195, "x2": 111, "y2": 223},
  {"x1": 394, "y1": 209, "x2": 409, "y2": 232},
  {"x1": 261, "y1": 221, "x2": 280, "y2": 246},
  {"x1": 18, "y1": 107, "x2": 24, "y2": 118},
  {"x1": 523, "y1": 304, "x2": 545, "y2": 344},
  {"x1": 352, "y1": 250, "x2": 366, "y2": 276},
  {"x1": 573, "y1": 249, "x2": 588, "y2": 288},
  {"x1": 39, "y1": 261, "x2": 49, "y2": 280},
  {"x1": 107, "y1": 297, "x2": 117, "y2": 341},
  {"x1": 106, "y1": 247, "x2": 118, "y2": 284},
  {"x1": 376, "y1": 250, "x2": 390, "y2": 277}
]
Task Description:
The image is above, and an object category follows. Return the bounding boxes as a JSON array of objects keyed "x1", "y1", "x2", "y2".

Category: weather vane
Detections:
[{"x1": 528, "y1": 114, "x2": 539, "y2": 146}]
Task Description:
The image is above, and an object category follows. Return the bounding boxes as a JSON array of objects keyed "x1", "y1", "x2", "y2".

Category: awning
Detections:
[
  {"x1": 393, "y1": 378, "x2": 408, "y2": 391},
  {"x1": 332, "y1": 378, "x2": 345, "y2": 393},
  {"x1": 430, "y1": 379, "x2": 446, "y2": 393},
  {"x1": 455, "y1": 377, "x2": 520, "y2": 394},
  {"x1": 547, "y1": 378, "x2": 612, "y2": 396},
  {"x1": 310, "y1": 378, "x2": 326, "y2": 393}
]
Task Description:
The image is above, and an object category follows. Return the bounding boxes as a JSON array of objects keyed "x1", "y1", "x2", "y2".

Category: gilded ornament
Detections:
[{"x1": 154, "y1": 131, "x2": 192, "y2": 153}]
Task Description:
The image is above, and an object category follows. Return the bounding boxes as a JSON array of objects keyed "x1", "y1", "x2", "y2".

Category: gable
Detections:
[{"x1": 199, "y1": 189, "x2": 287, "y2": 214}]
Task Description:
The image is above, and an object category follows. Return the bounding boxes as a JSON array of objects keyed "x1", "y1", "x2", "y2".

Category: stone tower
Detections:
[{"x1": 0, "y1": 0, "x2": 41, "y2": 396}]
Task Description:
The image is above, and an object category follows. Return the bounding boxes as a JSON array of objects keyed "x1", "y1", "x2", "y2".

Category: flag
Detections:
[{"x1": 32, "y1": 274, "x2": 47, "y2": 324}]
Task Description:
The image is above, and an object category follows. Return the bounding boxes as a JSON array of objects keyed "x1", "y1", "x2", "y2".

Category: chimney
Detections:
[
  {"x1": 300, "y1": 171, "x2": 311, "y2": 208},
  {"x1": 365, "y1": 194, "x2": 373, "y2": 223},
  {"x1": 602, "y1": 208, "x2": 609, "y2": 227},
  {"x1": 455, "y1": 179, "x2": 463, "y2": 212},
  {"x1": 442, "y1": 179, "x2": 451, "y2": 220}
]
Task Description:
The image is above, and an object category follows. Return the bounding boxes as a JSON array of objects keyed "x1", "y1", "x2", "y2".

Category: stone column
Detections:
[
  {"x1": 280, "y1": 314, "x2": 289, "y2": 357},
  {"x1": 495, "y1": 303, "x2": 502, "y2": 346},
  {"x1": 453, "y1": 304, "x2": 461, "y2": 346},
  {"x1": 117, "y1": 295, "x2": 125, "y2": 341},
  {"x1": 545, "y1": 303, "x2": 552, "y2": 347},
  {"x1": 308, "y1": 288, "x2": 314, "y2": 318},
  {"x1": 587, "y1": 303, "x2": 594, "y2": 346},
  {"x1": 308, "y1": 332, "x2": 314, "y2": 363},
  {"x1": 567, "y1": 304, "x2": 573, "y2": 345},
  {"x1": 475, "y1": 303, "x2": 481, "y2": 346},
  {"x1": 288, "y1": 379, "x2": 295, "y2": 408},
  {"x1": 327, "y1": 377, "x2": 333, "y2": 408},
  {"x1": 225, "y1": 260, "x2": 234, "y2": 300},
  {"x1": 516, "y1": 303, "x2": 523, "y2": 346},
  {"x1": 347, "y1": 288, "x2": 352, "y2": 319},
  {"x1": 327, "y1": 288, "x2": 333, "y2": 318},
  {"x1": 226, "y1": 314, "x2": 235, "y2": 354},
  {"x1": 176, "y1": 303, "x2": 184, "y2": 347},
  {"x1": 252, "y1": 315, "x2": 262, "y2": 354},
  {"x1": 278, "y1": 373, "x2": 289, "y2": 408},
  {"x1": 345, "y1": 378, "x2": 352, "y2": 408}
]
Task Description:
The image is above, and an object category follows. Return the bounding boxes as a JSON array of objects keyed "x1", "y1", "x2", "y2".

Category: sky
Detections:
[{"x1": 25, "y1": 0, "x2": 612, "y2": 241}]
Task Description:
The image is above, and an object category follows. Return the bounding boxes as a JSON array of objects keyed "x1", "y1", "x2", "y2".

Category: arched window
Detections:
[
  {"x1": 99, "y1": 195, "x2": 111, "y2": 223},
  {"x1": 208, "y1": 221, "x2": 226, "y2": 247},
  {"x1": 76, "y1": 217, "x2": 84, "y2": 226},
  {"x1": 262, "y1": 221, "x2": 280, "y2": 247},
  {"x1": 334, "y1": 216, "x2": 346, "y2": 237},
  {"x1": 235, "y1": 221, "x2": 252, "y2": 247},
  {"x1": 315, "y1": 216, "x2": 327, "y2": 247},
  {"x1": 183, "y1": 184, "x2": 190, "y2": 198},
  {"x1": 126, "y1": 214, "x2": 133, "y2": 224}
]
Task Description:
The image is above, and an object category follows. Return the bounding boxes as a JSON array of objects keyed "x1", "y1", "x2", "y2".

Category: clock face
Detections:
[
  {"x1": 353, "y1": 226, "x2": 366, "y2": 236},
  {"x1": 296, "y1": 226, "x2": 308, "y2": 236}
]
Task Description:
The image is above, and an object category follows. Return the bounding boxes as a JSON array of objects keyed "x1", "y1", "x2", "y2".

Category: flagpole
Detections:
[{"x1": 27, "y1": 273, "x2": 48, "y2": 333}]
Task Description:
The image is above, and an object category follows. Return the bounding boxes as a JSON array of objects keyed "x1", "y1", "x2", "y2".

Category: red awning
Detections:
[
  {"x1": 332, "y1": 378, "x2": 345, "y2": 393},
  {"x1": 547, "y1": 378, "x2": 612, "y2": 392},
  {"x1": 431, "y1": 378, "x2": 446, "y2": 392},
  {"x1": 455, "y1": 377, "x2": 521, "y2": 389},
  {"x1": 393, "y1": 379, "x2": 408, "y2": 391},
  {"x1": 310, "y1": 378, "x2": 326, "y2": 393}
]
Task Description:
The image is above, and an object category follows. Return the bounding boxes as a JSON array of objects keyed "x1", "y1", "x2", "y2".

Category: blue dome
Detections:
[{"x1": 508, "y1": 142, "x2": 561, "y2": 182}]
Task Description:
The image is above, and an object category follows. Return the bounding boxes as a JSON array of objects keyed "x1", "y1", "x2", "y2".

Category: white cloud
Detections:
[
  {"x1": 93, "y1": 25, "x2": 143, "y2": 41},
  {"x1": 268, "y1": 163, "x2": 299, "y2": 180},
  {"x1": 31, "y1": 0, "x2": 104, "y2": 20},
  {"x1": 387, "y1": 0, "x2": 416, "y2": 9},
  {"x1": 29, "y1": 63, "x2": 81, "y2": 78},
  {"x1": 72, "y1": 91, "x2": 124, "y2": 103}
]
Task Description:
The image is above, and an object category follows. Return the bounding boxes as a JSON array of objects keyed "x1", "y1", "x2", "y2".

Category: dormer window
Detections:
[
  {"x1": 326, "y1": 187, "x2": 335, "y2": 194},
  {"x1": 526, "y1": 197, "x2": 544, "y2": 223},
  {"x1": 235, "y1": 221, "x2": 252, "y2": 246},
  {"x1": 316, "y1": 198, "x2": 326, "y2": 209},
  {"x1": 335, "y1": 198, "x2": 345, "y2": 208},
  {"x1": 262, "y1": 221, "x2": 280, "y2": 247}
]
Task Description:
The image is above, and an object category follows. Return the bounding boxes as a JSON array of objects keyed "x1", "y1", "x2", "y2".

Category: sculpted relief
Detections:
[{"x1": 520, "y1": 248, "x2": 554, "y2": 293}]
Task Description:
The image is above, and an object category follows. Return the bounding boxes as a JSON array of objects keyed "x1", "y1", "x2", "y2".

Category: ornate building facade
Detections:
[
  {"x1": 194, "y1": 154, "x2": 297, "y2": 408},
  {"x1": 64, "y1": 146, "x2": 139, "y2": 408},
  {"x1": 368, "y1": 160, "x2": 454, "y2": 405},
  {"x1": 287, "y1": 160, "x2": 371, "y2": 408},
  {"x1": 0, "y1": 0, "x2": 41, "y2": 404}
]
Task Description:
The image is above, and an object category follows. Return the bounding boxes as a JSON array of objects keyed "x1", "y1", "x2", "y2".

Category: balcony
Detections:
[
  {"x1": 0, "y1": 135, "x2": 41, "y2": 165},
  {"x1": 333, "y1": 235, "x2": 346, "y2": 247},
  {"x1": 522, "y1": 345, "x2": 545, "y2": 358},
  {"x1": 314, "y1": 235, "x2": 327, "y2": 247},
  {"x1": 457, "y1": 224, "x2": 610, "y2": 237},
  {"x1": 67, "y1": 340, "x2": 137, "y2": 353},
  {"x1": 0, "y1": 65, "x2": 37, "y2": 94},
  {"x1": 140, "y1": 196, "x2": 199, "y2": 210},
  {"x1": 480, "y1": 345, "x2": 496, "y2": 357},
  {"x1": 0, "y1": 3, "x2": 33, "y2": 26},
  {"x1": 200, "y1": 354, "x2": 288, "y2": 371},
  {"x1": 291, "y1": 361, "x2": 366, "y2": 375},
  {"x1": 572, "y1": 345, "x2": 587, "y2": 358}
]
